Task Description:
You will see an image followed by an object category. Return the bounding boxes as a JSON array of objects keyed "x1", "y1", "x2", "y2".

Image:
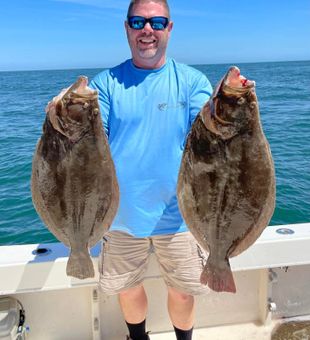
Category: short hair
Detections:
[{"x1": 127, "y1": 0, "x2": 170, "y2": 19}]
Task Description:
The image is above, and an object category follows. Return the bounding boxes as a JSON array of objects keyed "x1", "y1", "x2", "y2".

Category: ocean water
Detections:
[{"x1": 0, "y1": 61, "x2": 309, "y2": 246}]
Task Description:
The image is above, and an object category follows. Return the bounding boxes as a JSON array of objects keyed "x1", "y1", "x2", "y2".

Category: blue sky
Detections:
[{"x1": 1, "y1": 0, "x2": 309, "y2": 71}]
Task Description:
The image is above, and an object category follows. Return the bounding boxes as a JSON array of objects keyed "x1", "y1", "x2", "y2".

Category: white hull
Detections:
[{"x1": 1, "y1": 223, "x2": 310, "y2": 339}]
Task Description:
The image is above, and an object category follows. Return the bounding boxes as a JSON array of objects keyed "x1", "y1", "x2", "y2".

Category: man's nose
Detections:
[{"x1": 143, "y1": 22, "x2": 153, "y2": 33}]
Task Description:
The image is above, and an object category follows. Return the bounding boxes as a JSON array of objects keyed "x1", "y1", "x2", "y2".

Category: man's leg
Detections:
[
  {"x1": 167, "y1": 286, "x2": 194, "y2": 330},
  {"x1": 152, "y1": 232, "x2": 210, "y2": 339},
  {"x1": 119, "y1": 284, "x2": 148, "y2": 324},
  {"x1": 98, "y1": 231, "x2": 151, "y2": 339},
  {"x1": 119, "y1": 284, "x2": 149, "y2": 339}
]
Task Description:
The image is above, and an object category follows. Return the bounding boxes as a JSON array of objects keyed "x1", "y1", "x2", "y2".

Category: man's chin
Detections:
[{"x1": 138, "y1": 49, "x2": 158, "y2": 59}]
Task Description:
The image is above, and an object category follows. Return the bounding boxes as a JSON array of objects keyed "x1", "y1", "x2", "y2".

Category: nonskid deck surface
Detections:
[
  {"x1": 150, "y1": 320, "x2": 310, "y2": 340},
  {"x1": 109, "y1": 322, "x2": 276, "y2": 340}
]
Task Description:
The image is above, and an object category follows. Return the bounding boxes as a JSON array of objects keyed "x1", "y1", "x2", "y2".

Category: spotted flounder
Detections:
[
  {"x1": 177, "y1": 66, "x2": 275, "y2": 293},
  {"x1": 31, "y1": 76, "x2": 119, "y2": 279}
]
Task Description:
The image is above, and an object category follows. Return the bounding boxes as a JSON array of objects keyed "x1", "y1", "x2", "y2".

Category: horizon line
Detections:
[{"x1": 1, "y1": 59, "x2": 309, "y2": 73}]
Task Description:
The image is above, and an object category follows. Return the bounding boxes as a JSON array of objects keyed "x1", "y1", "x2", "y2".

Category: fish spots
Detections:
[
  {"x1": 31, "y1": 76, "x2": 119, "y2": 279},
  {"x1": 177, "y1": 66, "x2": 275, "y2": 293},
  {"x1": 250, "y1": 102, "x2": 257, "y2": 109},
  {"x1": 237, "y1": 97, "x2": 246, "y2": 105}
]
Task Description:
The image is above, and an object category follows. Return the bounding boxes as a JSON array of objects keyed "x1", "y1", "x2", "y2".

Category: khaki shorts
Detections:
[{"x1": 98, "y1": 231, "x2": 209, "y2": 296}]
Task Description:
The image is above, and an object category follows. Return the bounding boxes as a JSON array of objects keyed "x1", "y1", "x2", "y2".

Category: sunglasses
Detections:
[{"x1": 127, "y1": 16, "x2": 169, "y2": 31}]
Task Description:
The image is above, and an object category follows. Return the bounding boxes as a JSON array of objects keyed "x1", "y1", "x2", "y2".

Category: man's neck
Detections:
[{"x1": 132, "y1": 56, "x2": 166, "y2": 70}]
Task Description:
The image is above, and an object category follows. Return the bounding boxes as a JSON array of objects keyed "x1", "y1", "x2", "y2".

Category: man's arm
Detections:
[
  {"x1": 89, "y1": 71, "x2": 111, "y2": 136},
  {"x1": 189, "y1": 71, "x2": 213, "y2": 126}
]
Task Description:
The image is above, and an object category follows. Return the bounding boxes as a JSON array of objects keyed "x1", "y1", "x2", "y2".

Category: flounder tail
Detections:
[
  {"x1": 200, "y1": 257, "x2": 236, "y2": 293},
  {"x1": 66, "y1": 247, "x2": 95, "y2": 279}
]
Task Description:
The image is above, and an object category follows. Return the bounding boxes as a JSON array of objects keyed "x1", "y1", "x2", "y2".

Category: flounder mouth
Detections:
[
  {"x1": 222, "y1": 66, "x2": 255, "y2": 93},
  {"x1": 212, "y1": 66, "x2": 256, "y2": 100},
  {"x1": 206, "y1": 66, "x2": 257, "y2": 130},
  {"x1": 47, "y1": 76, "x2": 99, "y2": 141},
  {"x1": 48, "y1": 76, "x2": 98, "y2": 109},
  {"x1": 61, "y1": 76, "x2": 98, "y2": 101}
]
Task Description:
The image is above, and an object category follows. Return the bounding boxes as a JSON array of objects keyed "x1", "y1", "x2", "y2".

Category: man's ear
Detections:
[
  {"x1": 124, "y1": 20, "x2": 130, "y2": 38},
  {"x1": 168, "y1": 21, "x2": 173, "y2": 33}
]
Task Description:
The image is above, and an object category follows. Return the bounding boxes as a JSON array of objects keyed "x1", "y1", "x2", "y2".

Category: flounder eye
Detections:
[{"x1": 237, "y1": 97, "x2": 245, "y2": 105}]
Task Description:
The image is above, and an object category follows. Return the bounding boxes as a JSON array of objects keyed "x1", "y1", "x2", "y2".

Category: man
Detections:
[{"x1": 90, "y1": 1, "x2": 213, "y2": 339}]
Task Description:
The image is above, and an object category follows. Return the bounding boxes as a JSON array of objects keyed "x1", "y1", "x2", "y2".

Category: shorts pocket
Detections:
[
  {"x1": 98, "y1": 236, "x2": 109, "y2": 275},
  {"x1": 196, "y1": 243, "x2": 208, "y2": 269}
]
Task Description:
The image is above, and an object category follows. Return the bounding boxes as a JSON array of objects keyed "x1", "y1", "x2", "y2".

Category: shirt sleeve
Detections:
[
  {"x1": 189, "y1": 70, "x2": 213, "y2": 126},
  {"x1": 89, "y1": 71, "x2": 111, "y2": 136}
]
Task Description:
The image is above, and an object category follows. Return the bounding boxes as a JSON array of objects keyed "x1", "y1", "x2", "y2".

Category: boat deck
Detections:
[
  {"x1": 144, "y1": 322, "x2": 275, "y2": 340},
  {"x1": 1, "y1": 223, "x2": 310, "y2": 339}
]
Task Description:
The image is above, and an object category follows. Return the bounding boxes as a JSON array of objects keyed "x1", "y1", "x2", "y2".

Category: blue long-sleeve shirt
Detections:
[{"x1": 90, "y1": 58, "x2": 212, "y2": 237}]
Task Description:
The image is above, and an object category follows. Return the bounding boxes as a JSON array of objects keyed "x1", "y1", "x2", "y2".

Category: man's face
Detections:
[{"x1": 125, "y1": 1, "x2": 173, "y2": 69}]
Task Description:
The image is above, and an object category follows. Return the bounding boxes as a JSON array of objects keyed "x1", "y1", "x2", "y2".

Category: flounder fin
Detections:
[
  {"x1": 200, "y1": 101, "x2": 237, "y2": 140},
  {"x1": 200, "y1": 102, "x2": 222, "y2": 136},
  {"x1": 200, "y1": 257, "x2": 236, "y2": 293},
  {"x1": 66, "y1": 248, "x2": 95, "y2": 279}
]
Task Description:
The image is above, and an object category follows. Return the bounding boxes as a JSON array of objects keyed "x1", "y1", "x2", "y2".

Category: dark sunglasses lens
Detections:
[
  {"x1": 128, "y1": 16, "x2": 169, "y2": 30},
  {"x1": 150, "y1": 17, "x2": 168, "y2": 30},
  {"x1": 128, "y1": 17, "x2": 145, "y2": 30}
]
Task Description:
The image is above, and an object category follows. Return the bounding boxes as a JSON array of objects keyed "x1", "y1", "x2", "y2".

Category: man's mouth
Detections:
[{"x1": 138, "y1": 38, "x2": 157, "y2": 46}]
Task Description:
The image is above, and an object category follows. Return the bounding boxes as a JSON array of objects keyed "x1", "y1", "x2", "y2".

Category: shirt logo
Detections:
[{"x1": 158, "y1": 101, "x2": 187, "y2": 111}]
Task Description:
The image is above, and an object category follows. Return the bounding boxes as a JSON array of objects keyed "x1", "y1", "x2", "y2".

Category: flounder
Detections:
[
  {"x1": 177, "y1": 66, "x2": 275, "y2": 293},
  {"x1": 31, "y1": 76, "x2": 119, "y2": 279}
]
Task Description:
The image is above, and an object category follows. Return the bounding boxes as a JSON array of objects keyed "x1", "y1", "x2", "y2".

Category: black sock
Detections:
[
  {"x1": 126, "y1": 319, "x2": 148, "y2": 340},
  {"x1": 173, "y1": 325, "x2": 193, "y2": 340}
]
